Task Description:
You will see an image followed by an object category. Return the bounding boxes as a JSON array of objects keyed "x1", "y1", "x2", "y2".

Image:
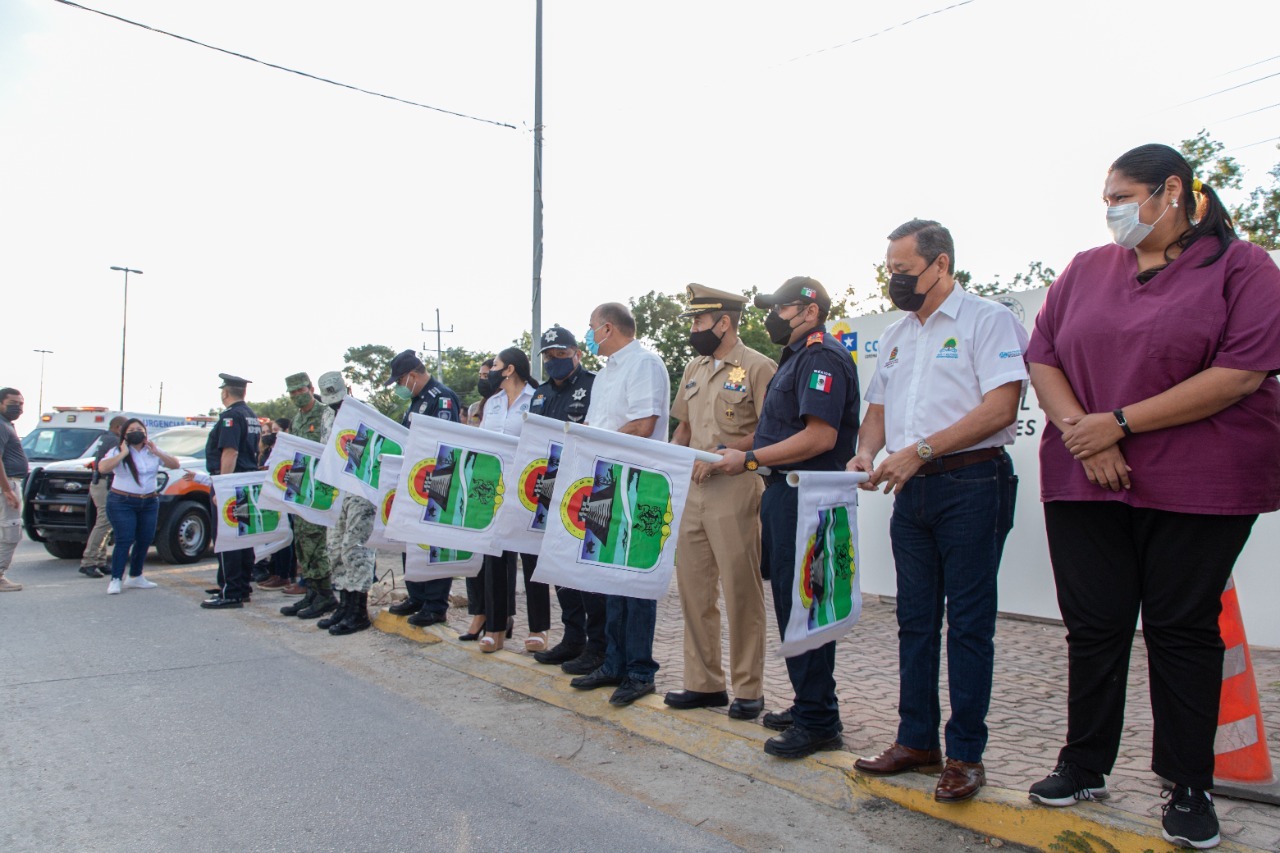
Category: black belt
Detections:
[
  {"x1": 915, "y1": 447, "x2": 1004, "y2": 477},
  {"x1": 763, "y1": 470, "x2": 792, "y2": 487},
  {"x1": 111, "y1": 488, "x2": 158, "y2": 499}
]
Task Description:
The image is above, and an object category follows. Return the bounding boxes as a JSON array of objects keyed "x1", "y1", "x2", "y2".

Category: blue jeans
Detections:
[
  {"x1": 602, "y1": 595, "x2": 658, "y2": 682},
  {"x1": 105, "y1": 492, "x2": 159, "y2": 581},
  {"x1": 889, "y1": 452, "x2": 1016, "y2": 763}
]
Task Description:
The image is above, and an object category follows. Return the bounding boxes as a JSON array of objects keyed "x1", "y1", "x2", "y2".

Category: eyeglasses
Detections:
[{"x1": 769, "y1": 301, "x2": 807, "y2": 315}]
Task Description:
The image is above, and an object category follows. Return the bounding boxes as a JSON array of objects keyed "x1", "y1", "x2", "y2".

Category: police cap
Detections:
[
  {"x1": 753, "y1": 276, "x2": 831, "y2": 313},
  {"x1": 218, "y1": 373, "x2": 251, "y2": 390},
  {"x1": 679, "y1": 283, "x2": 748, "y2": 319},
  {"x1": 317, "y1": 371, "x2": 347, "y2": 404},
  {"x1": 538, "y1": 325, "x2": 578, "y2": 353},
  {"x1": 285, "y1": 372, "x2": 312, "y2": 392},
  {"x1": 383, "y1": 350, "x2": 425, "y2": 386}
]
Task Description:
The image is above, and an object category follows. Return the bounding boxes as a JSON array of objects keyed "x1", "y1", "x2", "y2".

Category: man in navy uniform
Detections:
[
  {"x1": 381, "y1": 349, "x2": 464, "y2": 627},
  {"x1": 709, "y1": 277, "x2": 859, "y2": 757},
  {"x1": 203, "y1": 373, "x2": 263, "y2": 609}
]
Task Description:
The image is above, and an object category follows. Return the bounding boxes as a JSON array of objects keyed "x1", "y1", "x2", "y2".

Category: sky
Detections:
[{"x1": 2, "y1": 0, "x2": 1278, "y2": 419}]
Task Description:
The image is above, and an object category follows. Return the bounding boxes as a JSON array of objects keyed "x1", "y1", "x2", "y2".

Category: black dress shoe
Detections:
[
  {"x1": 763, "y1": 725, "x2": 843, "y2": 759},
  {"x1": 729, "y1": 697, "x2": 765, "y2": 720},
  {"x1": 407, "y1": 610, "x2": 447, "y2": 627},
  {"x1": 610, "y1": 679, "x2": 655, "y2": 706},
  {"x1": 534, "y1": 641, "x2": 583, "y2": 665},
  {"x1": 561, "y1": 649, "x2": 606, "y2": 675},
  {"x1": 762, "y1": 708, "x2": 794, "y2": 731},
  {"x1": 200, "y1": 596, "x2": 244, "y2": 609},
  {"x1": 664, "y1": 689, "x2": 729, "y2": 710},
  {"x1": 387, "y1": 598, "x2": 423, "y2": 617},
  {"x1": 569, "y1": 668, "x2": 622, "y2": 691},
  {"x1": 79, "y1": 566, "x2": 105, "y2": 578},
  {"x1": 205, "y1": 587, "x2": 222, "y2": 595}
]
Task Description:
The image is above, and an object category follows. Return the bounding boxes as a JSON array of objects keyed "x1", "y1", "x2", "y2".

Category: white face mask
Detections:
[{"x1": 1106, "y1": 184, "x2": 1171, "y2": 250}]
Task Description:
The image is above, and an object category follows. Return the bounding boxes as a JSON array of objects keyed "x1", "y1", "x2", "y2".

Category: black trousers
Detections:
[
  {"x1": 483, "y1": 552, "x2": 549, "y2": 633},
  {"x1": 218, "y1": 548, "x2": 254, "y2": 601},
  {"x1": 1044, "y1": 501, "x2": 1257, "y2": 789},
  {"x1": 557, "y1": 585, "x2": 606, "y2": 653}
]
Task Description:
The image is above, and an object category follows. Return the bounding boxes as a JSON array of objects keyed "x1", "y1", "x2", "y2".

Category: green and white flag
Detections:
[
  {"x1": 258, "y1": 431, "x2": 343, "y2": 526},
  {"x1": 211, "y1": 471, "x2": 284, "y2": 552},
  {"x1": 490, "y1": 413, "x2": 565, "y2": 555},
  {"x1": 314, "y1": 397, "x2": 408, "y2": 504}
]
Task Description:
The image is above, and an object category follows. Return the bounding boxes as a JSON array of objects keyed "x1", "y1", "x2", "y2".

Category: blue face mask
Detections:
[
  {"x1": 544, "y1": 356, "x2": 576, "y2": 381},
  {"x1": 583, "y1": 324, "x2": 608, "y2": 356}
]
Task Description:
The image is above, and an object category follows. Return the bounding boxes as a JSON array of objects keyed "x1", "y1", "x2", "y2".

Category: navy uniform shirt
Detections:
[
  {"x1": 529, "y1": 367, "x2": 595, "y2": 424},
  {"x1": 754, "y1": 326, "x2": 860, "y2": 471},
  {"x1": 402, "y1": 376, "x2": 462, "y2": 427},
  {"x1": 205, "y1": 400, "x2": 261, "y2": 474}
]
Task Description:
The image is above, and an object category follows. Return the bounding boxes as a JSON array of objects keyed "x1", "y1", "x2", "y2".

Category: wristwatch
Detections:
[
  {"x1": 1112, "y1": 409, "x2": 1133, "y2": 437},
  {"x1": 915, "y1": 439, "x2": 934, "y2": 462},
  {"x1": 744, "y1": 450, "x2": 760, "y2": 472}
]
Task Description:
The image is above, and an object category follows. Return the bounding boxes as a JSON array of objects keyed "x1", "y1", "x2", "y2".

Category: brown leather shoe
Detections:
[
  {"x1": 854, "y1": 743, "x2": 944, "y2": 776},
  {"x1": 934, "y1": 758, "x2": 985, "y2": 803},
  {"x1": 281, "y1": 583, "x2": 306, "y2": 596},
  {"x1": 257, "y1": 576, "x2": 288, "y2": 590}
]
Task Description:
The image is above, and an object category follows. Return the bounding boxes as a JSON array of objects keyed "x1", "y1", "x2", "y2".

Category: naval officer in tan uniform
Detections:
[{"x1": 666, "y1": 284, "x2": 778, "y2": 720}]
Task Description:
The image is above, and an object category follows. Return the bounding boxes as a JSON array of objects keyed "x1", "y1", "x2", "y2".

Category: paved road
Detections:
[{"x1": 1, "y1": 540, "x2": 1015, "y2": 852}]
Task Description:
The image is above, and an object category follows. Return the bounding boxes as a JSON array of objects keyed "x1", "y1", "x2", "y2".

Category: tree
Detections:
[
  {"x1": 342, "y1": 344, "x2": 405, "y2": 419},
  {"x1": 965, "y1": 261, "x2": 1057, "y2": 297},
  {"x1": 1236, "y1": 146, "x2": 1280, "y2": 250},
  {"x1": 630, "y1": 290, "x2": 696, "y2": 397},
  {"x1": 246, "y1": 394, "x2": 294, "y2": 422},
  {"x1": 1178, "y1": 131, "x2": 1278, "y2": 249},
  {"x1": 441, "y1": 346, "x2": 495, "y2": 407},
  {"x1": 1178, "y1": 129, "x2": 1245, "y2": 192}
]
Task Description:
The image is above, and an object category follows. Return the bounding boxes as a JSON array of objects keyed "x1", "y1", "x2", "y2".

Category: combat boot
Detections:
[
  {"x1": 280, "y1": 588, "x2": 315, "y2": 617},
  {"x1": 330, "y1": 591, "x2": 371, "y2": 635},
  {"x1": 296, "y1": 589, "x2": 337, "y2": 619},
  {"x1": 317, "y1": 590, "x2": 350, "y2": 630}
]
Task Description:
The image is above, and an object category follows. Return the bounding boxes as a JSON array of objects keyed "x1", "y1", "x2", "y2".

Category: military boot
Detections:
[
  {"x1": 317, "y1": 590, "x2": 350, "y2": 630},
  {"x1": 330, "y1": 590, "x2": 371, "y2": 635},
  {"x1": 296, "y1": 588, "x2": 337, "y2": 619},
  {"x1": 280, "y1": 588, "x2": 316, "y2": 617}
]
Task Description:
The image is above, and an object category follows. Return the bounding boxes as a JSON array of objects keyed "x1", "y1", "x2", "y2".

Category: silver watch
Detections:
[{"x1": 915, "y1": 439, "x2": 934, "y2": 461}]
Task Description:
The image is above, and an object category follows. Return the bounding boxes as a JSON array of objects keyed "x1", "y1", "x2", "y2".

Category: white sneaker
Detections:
[
  {"x1": 123, "y1": 575, "x2": 158, "y2": 590},
  {"x1": 107, "y1": 579, "x2": 122, "y2": 595}
]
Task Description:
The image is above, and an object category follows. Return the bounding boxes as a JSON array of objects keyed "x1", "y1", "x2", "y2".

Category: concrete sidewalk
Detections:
[{"x1": 367, "y1": 553, "x2": 1280, "y2": 852}]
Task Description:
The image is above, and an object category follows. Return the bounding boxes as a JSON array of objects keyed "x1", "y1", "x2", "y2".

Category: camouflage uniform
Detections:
[
  {"x1": 289, "y1": 381, "x2": 332, "y2": 588},
  {"x1": 328, "y1": 495, "x2": 376, "y2": 593}
]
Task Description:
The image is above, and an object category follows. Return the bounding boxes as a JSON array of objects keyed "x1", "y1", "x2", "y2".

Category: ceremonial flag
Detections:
[
  {"x1": 534, "y1": 423, "x2": 698, "y2": 600},
  {"x1": 780, "y1": 471, "x2": 864, "y2": 658},
  {"x1": 403, "y1": 542, "x2": 483, "y2": 582},
  {"x1": 384, "y1": 414, "x2": 518, "y2": 556},
  {"x1": 253, "y1": 527, "x2": 294, "y2": 562},
  {"x1": 490, "y1": 413, "x2": 564, "y2": 555},
  {"x1": 258, "y1": 432, "x2": 344, "y2": 526},
  {"x1": 314, "y1": 398, "x2": 408, "y2": 503},
  {"x1": 367, "y1": 455, "x2": 401, "y2": 551},
  {"x1": 211, "y1": 471, "x2": 284, "y2": 553}
]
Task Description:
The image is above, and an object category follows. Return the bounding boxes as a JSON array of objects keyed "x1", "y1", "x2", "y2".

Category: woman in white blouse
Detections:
[
  {"x1": 478, "y1": 348, "x2": 551, "y2": 652},
  {"x1": 97, "y1": 419, "x2": 182, "y2": 595}
]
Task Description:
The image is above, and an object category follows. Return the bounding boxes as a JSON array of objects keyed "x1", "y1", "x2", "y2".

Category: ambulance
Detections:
[{"x1": 20, "y1": 407, "x2": 190, "y2": 466}]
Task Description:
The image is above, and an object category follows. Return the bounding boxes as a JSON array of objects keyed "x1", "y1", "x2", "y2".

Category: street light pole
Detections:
[
  {"x1": 32, "y1": 349, "x2": 52, "y2": 414},
  {"x1": 109, "y1": 266, "x2": 143, "y2": 410},
  {"x1": 530, "y1": 0, "x2": 544, "y2": 381}
]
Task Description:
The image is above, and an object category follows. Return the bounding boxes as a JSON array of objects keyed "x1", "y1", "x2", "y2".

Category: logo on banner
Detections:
[
  {"x1": 276, "y1": 454, "x2": 336, "y2": 510},
  {"x1": 407, "y1": 445, "x2": 504, "y2": 529},
  {"x1": 227, "y1": 484, "x2": 280, "y2": 535},
  {"x1": 341, "y1": 424, "x2": 402, "y2": 488},
  {"x1": 518, "y1": 440, "x2": 563, "y2": 532},
  {"x1": 411, "y1": 542, "x2": 474, "y2": 565},
  {"x1": 799, "y1": 505, "x2": 855, "y2": 629},
  {"x1": 829, "y1": 322, "x2": 858, "y2": 364},
  {"x1": 380, "y1": 487, "x2": 396, "y2": 525},
  {"x1": 560, "y1": 457, "x2": 673, "y2": 572}
]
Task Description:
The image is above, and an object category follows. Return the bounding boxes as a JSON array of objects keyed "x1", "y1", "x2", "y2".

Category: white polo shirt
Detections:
[
  {"x1": 865, "y1": 285, "x2": 1029, "y2": 454},
  {"x1": 585, "y1": 339, "x2": 670, "y2": 440},
  {"x1": 480, "y1": 382, "x2": 537, "y2": 437},
  {"x1": 104, "y1": 446, "x2": 164, "y2": 495}
]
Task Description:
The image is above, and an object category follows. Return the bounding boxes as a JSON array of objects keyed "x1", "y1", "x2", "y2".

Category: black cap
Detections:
[
  {"x1": 218, "y1": 373, "x2": 251, "y2": 390},
  {"x1": 753, "y1": 276, "x2": 831, "y2": 313},
  {"x1": 384, "y1": 350, "x2": 425, "y2": 386},
  {"x1": 538, "y1": 325, "x2": 578, "y2": 353}
]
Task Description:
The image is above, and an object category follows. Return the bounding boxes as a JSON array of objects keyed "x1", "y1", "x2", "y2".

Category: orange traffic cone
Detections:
[{"x1": 1213, "y1": 575, "x2": 1280, "y2": 804}]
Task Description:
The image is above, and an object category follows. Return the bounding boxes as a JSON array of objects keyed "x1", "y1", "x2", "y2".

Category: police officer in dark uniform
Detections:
[
  {"x1": 709, "y1": 277, "x2": 859, "y2": 758},
  {"x1": 381, "y1": 349, "x2": 465, "y2": 627},
  {"x1": 525, "y1": 326, "x2": 608, "y2": 675},
  {"x1": 202, "y1": 373, "x2": 263, "y2": 609}
]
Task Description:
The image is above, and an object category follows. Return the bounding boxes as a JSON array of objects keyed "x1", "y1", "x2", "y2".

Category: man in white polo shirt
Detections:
[
  {"x1": 568, "y1": 302, "x2": 671, "y2": 707},
  {"x1": 849, "y1": 219, "x2": 1027, "y2": 804}
]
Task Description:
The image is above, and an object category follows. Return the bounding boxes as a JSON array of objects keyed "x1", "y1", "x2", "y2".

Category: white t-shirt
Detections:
[
  {"x1": 480, "y1": 382, "x2": 536, "y2": 437},
  {"x1": 585, "y1": 339, "x2": 670, "y2": 440},
  {"x1": 104, "y1": 445, "x2": 164, "y2": 495},
  {"x1": 865, "y1": 285, "x2": 1030, "y2": 454}
]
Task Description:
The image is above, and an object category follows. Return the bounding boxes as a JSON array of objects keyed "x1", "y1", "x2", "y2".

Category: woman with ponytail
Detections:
[
  {"x1": 97, "y1": 419, "x2": 182, "y2": 595},
  {"x1": 1025, "y1": 143, "x2": 1280, "y2": 849}
]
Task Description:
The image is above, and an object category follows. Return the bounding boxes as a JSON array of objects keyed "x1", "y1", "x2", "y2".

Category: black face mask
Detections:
[
  {"x1": 125, "y1": 431, "x2": 146, "y2": 446},
  {"x1": 476, "y1": 375, "x2": 497, "y2": 398},
  {"x1": 689, "y1": 325, "x2": 725, "y2": 357},
  {"x1": 328, "y1": 401, "x2": 342, "y2": 413},
  {"x1": 2, "y1": 403, "x2": 19, "y2": 421},
  {"x1": 764, "y1": 310, "x2": 797, "y2": 345},
  {"x1": 888, "y1": 265, "x2": 942, "y2": 313}
]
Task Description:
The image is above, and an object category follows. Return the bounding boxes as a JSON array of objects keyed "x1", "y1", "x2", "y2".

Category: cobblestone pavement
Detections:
[{"x1": 372, "y1": 554, "x2": 1280, "y2": 850}]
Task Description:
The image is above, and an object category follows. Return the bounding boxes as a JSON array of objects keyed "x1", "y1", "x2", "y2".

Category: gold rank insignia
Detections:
[
  {"x1": 725, "y1": 408, "x2": 735, "y2": 419},
  {"x1": 727, "y1": 366, "x2": 746, "y2": 385}
]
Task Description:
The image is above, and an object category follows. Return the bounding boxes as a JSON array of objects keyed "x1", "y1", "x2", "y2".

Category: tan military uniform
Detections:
[{"x1": 672, "y1": 336, "x2": 777, "y2": 699}]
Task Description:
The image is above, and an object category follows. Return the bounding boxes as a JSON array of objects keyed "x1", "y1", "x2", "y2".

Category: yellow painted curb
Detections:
[{"x1": 374, "y1": 612, "x2": 1266, "y2": 853}]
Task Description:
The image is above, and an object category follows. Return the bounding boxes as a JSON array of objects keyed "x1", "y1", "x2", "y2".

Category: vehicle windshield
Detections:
[
  {"x1": 20, "y1": 428, "x2": 108, "y2": 463},
  {"x1": 153, "y1": 429, "x2": 211, "y2": 459}
]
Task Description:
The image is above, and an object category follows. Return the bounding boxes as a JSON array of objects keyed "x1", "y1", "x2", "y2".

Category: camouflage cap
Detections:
[
  {"x1": 285, "y1": 372, "x2": 312, "y2": 392},
  {"x1": 317, "y1": 371, "x2": 347, "y2": 405}
]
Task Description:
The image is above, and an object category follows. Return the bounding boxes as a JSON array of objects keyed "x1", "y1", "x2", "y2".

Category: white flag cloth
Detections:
[
  {"x1": 313, "y1": 398, "x2": 408, "y2": 504},
  {"x1": 367, "y1": 455, "x2": 401, "y2": 551},
  {"x1": 779, "y1": 471, "x2": 865, "y2": 659},
  {"x1": 403, "y1": 543, "x2": 483, "y2": 582},
  {"x1": 384, "y1": 413, "x2": 518, "y2": 557},
  {"x1": 211, "y1": 471, "x2": 287, "y2": 553},
  {"x1": 490, "y1": 413, "x2": 565, "y2": 555},
  {"x1": 257, "y1": 432, "x2": 344, "y2": 526},
  {"x1": 253, "y1": 527, "x2": 294, "y2": 562},
  {"x1": 533, "y1": 422, "x2": 697, "y2": 600}
]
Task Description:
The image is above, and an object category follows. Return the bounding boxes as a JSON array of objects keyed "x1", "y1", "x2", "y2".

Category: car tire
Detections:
[
  {"x1": 44, "y1": 539, "x2": 87, "y2": 560},
  {"x1": 155, "y1": 501, "x2": 211, "y2": 565}
]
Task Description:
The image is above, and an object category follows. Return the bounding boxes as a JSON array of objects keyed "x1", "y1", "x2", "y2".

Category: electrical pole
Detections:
[
  {"x1": 110, "y1": 266, "x2": 143, "y2": 410},
  {"x1": 531, "y1": 0, "x2": 544, "y2": 381},
  {"x1": 158, "y1": 381, "x2": 164, "y2": 413},
  {"x1": 33, "y1": 349, "x2": 52, "y2": 414},
  {"x1": 420, "y1": 308, "x2": 453, "y2": 378}
]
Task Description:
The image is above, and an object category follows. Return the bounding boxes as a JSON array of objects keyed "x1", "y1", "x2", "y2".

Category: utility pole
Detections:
[
  {"x1": 158, "y1": 381, "x2": 164, "y2": 413},
  {"x1": 420, "y1": 308, "x2": 453, "y2": 378},
  {"x1": 33, "y1": 349, "x2": 52, "y2": 414},
  {"x1": 110, "y1": 266, "x2": 143, "y2": 409},
  {"x1": 530, "y1": 0, "x2": 544, "y2": 381}
]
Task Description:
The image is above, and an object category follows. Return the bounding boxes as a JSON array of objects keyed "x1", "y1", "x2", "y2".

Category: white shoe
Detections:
[
  {"x1": 123, "y1": 575, "x2": 158, "y2": 589},
  {"x1": 107, "y1": 579, "x2": 122, "y2": 595}
]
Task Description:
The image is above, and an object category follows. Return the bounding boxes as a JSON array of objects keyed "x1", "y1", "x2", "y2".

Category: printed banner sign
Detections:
[
  {"x1": 253, "y1": 527, "x2": 294, "y2": 562},
  {"x1": 403, "y1": 542, "x2": 483, "y2": 582},
  {"x1": 780, "y1": 471, "x2": 864, "y2": 658},
  {"x1": 211, "y1": 471, "x2": 284, "y2": 553},
  {"x1": 367, "y1": 455, "x2": 401, "y2": 551},
  {"x1": 258, "y1": 432, "x2": 344, "y2": 526},
  {"x1": 384, "y1": 414, "x2": 518, "y2": 557},
  {"x1": 490, "y1": 413, "x2": 564, "y2": 555},
  {"x1": 533, "y1": 423, "x2": 696, "y2": 600},
  {"x1": 314, "y1": 398, "x2": 409, "y2": 504}
]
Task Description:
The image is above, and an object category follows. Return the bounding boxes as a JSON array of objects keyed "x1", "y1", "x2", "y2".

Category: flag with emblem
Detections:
[
  {"x1": 808, "y1": 370, "x2": 833, "y2": 393},
  {"x1": 211, "y1": 471, "x2": 284, "y2": 552},
  {"x1": 257, "y1": 432, "x2": 344, "y2": 526},
  {"x1": 533, "y1": 423, "x2": 698, "y2": 600},
  {"x1": 253, "y1": 526, "x2": 294, "y2": 562},
  {"x1": 490, "y1": 413, "x2": 564, "y2": 554},
  {"x1": 403, "y1": 542, "x2": 483, "y2": 582},
  {"x1": 781, "y1": 471, "x2": 863, "y2": 658},
  {"x1": 314, "y1": 397, "x2": 408, "y2": 503},
  {"x1": 366, "y1": 455, "x2": 401, "y2": 550}
]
